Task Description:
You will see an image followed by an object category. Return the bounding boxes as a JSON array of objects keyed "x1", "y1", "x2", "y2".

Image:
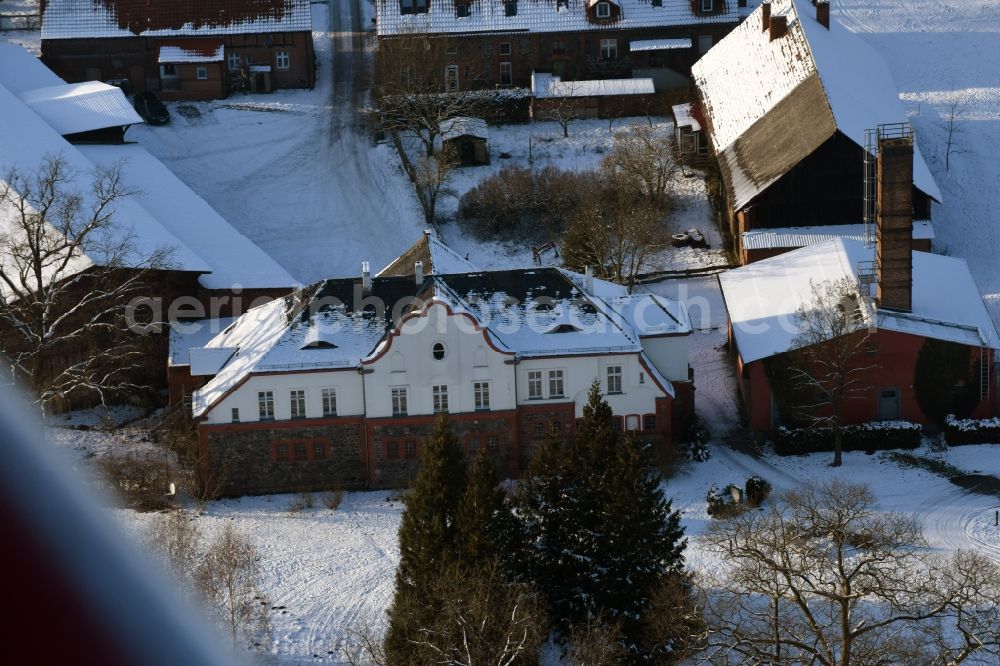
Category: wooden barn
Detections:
[
  {"x1": 719, "y1": 130, "x2": 997, "y2": 435},
  {"x1": 39, "y1": 0, "x2": 315, "y2": 100},
  {"x1": 692, "y1": 0, "x2": 942, "y2": 264}
]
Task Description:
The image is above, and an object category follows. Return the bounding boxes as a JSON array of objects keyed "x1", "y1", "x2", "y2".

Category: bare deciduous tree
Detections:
[
  {"x1": 601, "y1": 124, "x2": 679, "y2": 206},
  {"x1": 411, "y1": 147, "x2": 458, "y2": 226},
  {"x1": 149, "y1": 509, "x2": 202, "y2": 583},
  {"x1": 561, "y1": 171, "x2": 668, "y2": 292},
  {"x1": 787, "y1": 278, "x2": 877, "y2": 466},
  {"x1": 0, "y1": 154, "x2": 171, "y2": 412},
  {"x1": 375, "y1": 34, "x2": 500, "y2": 158},
  {"x1": 701, "y1": 480, "x2": 1000, "y2": 665},
  {"x1": 196, "y1": 523, "x2": 272, "y2": 651},
  {"x1": 536, "y1": 79, "x2": 582, "y2": 139}
]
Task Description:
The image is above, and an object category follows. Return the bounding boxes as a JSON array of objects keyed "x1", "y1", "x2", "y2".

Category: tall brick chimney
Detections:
[
  {"x1": 816, "y1": 0, "x2": 830, "y2": 29},
  {"x1": 875, "y1": 130, "x2": 914, "y2": 312},
  {"x1": 769, "y1": 14, "x2": 787, "y2": 41},
  {"x1": 761, "y1": 1, "x2": 771, "y2": 31}
]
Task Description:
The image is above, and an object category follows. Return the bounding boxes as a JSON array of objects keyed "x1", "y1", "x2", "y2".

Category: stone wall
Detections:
[
  {"x1": 516, "y1": 403, "x2": 576, "y2": 470},
  {"x1": 202, "y1": 418, "x2": 365, "y2": 496}
]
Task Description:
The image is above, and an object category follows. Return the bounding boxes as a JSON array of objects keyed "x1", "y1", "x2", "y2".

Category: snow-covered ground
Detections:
[
  {"x1": 127, "y1": 2, "x2": 424, "y2": 285},
  {"x1": 835, "y1": 0, "x2": 1000, "y2": 327},
  {"x1": 437, "y1": 118, "x2": 729, "y2": 273}
]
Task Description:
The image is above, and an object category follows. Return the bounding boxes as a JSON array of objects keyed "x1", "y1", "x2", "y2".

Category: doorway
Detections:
[{"x1": 877, "y1": 387, "x2": 900, "y2": 420}]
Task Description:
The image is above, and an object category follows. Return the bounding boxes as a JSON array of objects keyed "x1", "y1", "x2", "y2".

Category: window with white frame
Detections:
[
  {"x1": 548, "y1": 370, "x2": 564, "y2": 398},
  {"x1": 258, "y1": 391, "x2": 274, "y2": 420},
  {"x1": 276, "y1": 51, "x2": 290, "y2": 70},
  {"x1": 607, "y1": 366, "x2": 623, "y2": 394},
  {"x1": 433, "y1": 385, "x2": 449, "y2": 413},
  {"x1": 196, "y1": 65, "x2": 208, "y2": 80},
  {"x1": 596, "y1": 2, "x2": 611, "y2": 18},
  {"x1": 231, "y1": 407, "x2": 240, "y2": 423},
  {"x1": 322, "y1": 388, "x2": 337, "y2": 417},
  {"x1": 527, "y1": 370, "x2": 543, "y2": 399},
  {"x1": 474, "y1": 382, "x2": 491, "y2": 410},
  {"x1": 499, "y1": 61, "x2": 512, "y2": 86},
  {"x1": 228, "y1": 51, "x2": 241, "y2": 69},
  {"x1": 499, "y1": 42, "x2": 512, "y2": 56},
  {"x1": 701, "y1": 0, "x2": 714, "y2": 12},
  {"x1": 600, "y1": 38, "x2": 618, "y2": 60},
  {"x1": 290, "y1": 389, "x2": 306, "y2": 419},
  {"x1": 391, "y1": 387, "x2": 408, "y2": 417}
]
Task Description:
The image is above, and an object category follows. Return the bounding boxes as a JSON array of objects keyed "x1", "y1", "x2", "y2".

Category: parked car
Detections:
[{"x1": 133, "y1": 92, "x2": 170, "y2": 125}]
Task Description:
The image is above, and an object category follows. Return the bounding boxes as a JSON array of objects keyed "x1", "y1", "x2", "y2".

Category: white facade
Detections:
[{"x1": 203, "y1": 370, "x2": 363, "y2": 424}]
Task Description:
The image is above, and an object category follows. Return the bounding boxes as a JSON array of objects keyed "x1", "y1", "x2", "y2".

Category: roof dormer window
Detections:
[
  {"x1": 596, "y1": 2, "x2": 611, "y2": 18},
  {"x1": 456, "y1": 1, "x2": 470, "y2": 17},
  {"x1": 400, "y1": 0, "x2": 428, "y2": 15},
  {"x1": 700, "y1": 0, "x2": 715, "y2": 12},
  {"x1": 505, "y1": 0, "x2": 518, "y2": 17}
]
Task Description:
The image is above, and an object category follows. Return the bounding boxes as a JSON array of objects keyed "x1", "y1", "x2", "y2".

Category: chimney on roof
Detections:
[
  {"x1": 362, "y1": 261, "x2": 372, "y2": 294},
  {"x1": 816, "y1": 0, "x2": 830, "y2": 29},
  {"x1": 584, "y1": 265, "x2": 594, "y2": 294},
  {"x1": 414, "y1": 260, "x2": 424, "y2": 286},
  {"x1": 769, "y1": 14, "x2": 788, "y2": 41},
  {"x1": 761, "y1": 1, "x2": 771, "y2": 31},
  {"x1": 875, "y1": 127, "x2": 914, "y2": 313}
]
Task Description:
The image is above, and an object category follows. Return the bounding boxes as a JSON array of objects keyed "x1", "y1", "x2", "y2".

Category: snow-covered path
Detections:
[{"x1": 129, "y1": 1, "x2": 423, "y2": 284}]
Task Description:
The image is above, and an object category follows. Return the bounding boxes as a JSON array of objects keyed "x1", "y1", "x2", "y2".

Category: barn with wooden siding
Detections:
[{"x1": 692, "y1": 0, "x2": 942, "y2": 264}]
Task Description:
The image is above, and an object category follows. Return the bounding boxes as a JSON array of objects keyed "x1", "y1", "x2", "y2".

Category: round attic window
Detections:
[{"x1": 432, "y1": 342, "x2": 446, "y2": 360}]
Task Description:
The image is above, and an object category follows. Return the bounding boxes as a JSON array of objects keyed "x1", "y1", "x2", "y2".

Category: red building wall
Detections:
[{"x1": 740, "y1": 328, "x2": 996, "y2": 434}]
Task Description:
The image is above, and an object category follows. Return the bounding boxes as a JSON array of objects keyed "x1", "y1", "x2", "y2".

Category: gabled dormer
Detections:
[
  {"x1": 399, "y1": 0, "x2": 429, "y2": 15},
  {"x1": 691, "y1": 0, "x2": 725, "y2": 16},
  {"x1": 586, "y1": 0, "x2": 621, "y2": 23}
]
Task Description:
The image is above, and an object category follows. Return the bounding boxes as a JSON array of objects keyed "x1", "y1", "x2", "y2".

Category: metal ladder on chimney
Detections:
[
  {"x1": 981, "y1": 345, "x2": 990, "y2": 401},
  {"x1": 862, "y1": 128, "x2": 878, "y2": 249}
]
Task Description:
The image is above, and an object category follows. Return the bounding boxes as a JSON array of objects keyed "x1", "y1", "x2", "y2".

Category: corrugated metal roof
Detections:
[
  {"x1": 377, "y1": 0, "x2": 749, "y2": 37},
  {"x1": 630, "y1": 38, "x2": 692, "y2": 51},
  {"x1": 533, "y1": 71, "x2": 654, "y2": 98},
  {"x1": 42, "y1": 0, "x2": 312, "y2": 39},
  {"x1": 18, "y1": 81, "x2": 143, "y2": 134},
  {"x1": 742, "y1": 221, "x2": 935, "y2": 251}
]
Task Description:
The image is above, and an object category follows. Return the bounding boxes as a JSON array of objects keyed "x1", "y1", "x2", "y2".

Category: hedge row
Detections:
[
  {"x1": 944, "y1": 415, "x2": 1000, "y2": 446},
  {"x1": 774, "y1": 421, "x2": 922, "y2": 456}
]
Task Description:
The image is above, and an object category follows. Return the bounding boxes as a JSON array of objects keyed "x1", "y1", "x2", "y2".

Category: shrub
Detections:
[
  {"x1": 457, "y1": 165, "x2": 587, "y2": 240},
  {"x1": 944, "y1": 414, "x2": 1000, "y2": 446},
  {"x1": 707, "y1": 484, "x2": 747, "y2": 519},
  {"x1": 744, "y1": 476, "x2": 772, "y2": 508},
  {"x1": 97, "y1": 452, "x2": 174, "y2": 512},
  {"x1": 323, "y1": 480, "x2": 345, "y2": 510},
  {"x1": 288, "y1": 491, "x2": 313, "y2": 512},
  {"x1": 774, "y1": 421, "x2": 921, "y2": 456}
]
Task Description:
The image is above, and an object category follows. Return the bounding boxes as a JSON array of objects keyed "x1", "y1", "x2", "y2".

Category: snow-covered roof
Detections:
[
  {"x1": 440, "y1": 116, "x2": 488, "y2": 141},
  {"x1": 671, "y1": 102, "x2": 701, "y2": 131},
  {"x1": 742, "y1": 221, "x2": 935, "y2": 252},
  {"x1": 377, "y1": 0, "x2": 749, "y2": 37},
  {"x1": 607, "y1": 294, "x2": 692, "y2": 337},
  {"x1": 158, "y1": 43, "x2": 225, "y2": 64},
  {"x1": 0, "y1": 43, "x2": 64, "y2": 93},
  {"x1": 42, "y1": 0, "x2": 312, "y2": 40},
  {"x1": 532, "y1": 72, "x2": 654, "y2": 99},
  {"x1": 79, "y1": 144, "x2": 297, "y2": 290},
  {"x1": 719, "y1": 238, "x2": 999, "y2": 365},
  {"x1": 377, "y1": 231, "x2": 478, "y2": 277},
  {"x1": 630, "y1": 38, "x2": 692, "y2": 51},
  {"x1": 168, "y1": 317, "x2": 237, "y2": 366},
  {"x1": 692, "y1": 0, "x2": 941, "y2": 210},
  {"x1": 18, "y1": 82, "x2": 143, "y2": 135},
  {"x1": 0, "y1": 82, "x2": 212, "y2": 279}
]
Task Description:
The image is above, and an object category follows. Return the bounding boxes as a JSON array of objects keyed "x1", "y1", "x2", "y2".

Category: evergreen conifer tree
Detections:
[
  {"x1": 516, "y1": 381, "x2": 687, "y2": 661},
  {"x1": 455, "y1": 451, "x2": 522, "y2": 568},
  {"x1": 385, "y1": 415, "x2": 467, "y2": 663}
]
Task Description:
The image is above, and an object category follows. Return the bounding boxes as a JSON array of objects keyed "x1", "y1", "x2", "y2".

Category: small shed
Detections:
[
  {"x1": 671, "y1": 102, "x2": 709, "y2": 162},
  {"x1": 440, "y1": 117, "x2": 489, "y2": 166}
]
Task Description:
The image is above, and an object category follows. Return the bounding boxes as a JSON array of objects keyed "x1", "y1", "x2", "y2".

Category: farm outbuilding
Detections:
[{"x1": 440, "y1": 117, "x2": 490, "y2": 166}]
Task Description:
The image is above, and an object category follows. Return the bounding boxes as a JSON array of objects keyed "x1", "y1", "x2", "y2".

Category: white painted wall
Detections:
[
  {"x1": 515, "y1": 353, "x2": 666, "y2": 418},
  {"x1": 640, "y1": 335, "x2": 691, "y2": 383},
  {"x1": 203, "y1": 370, "x2": 364, "y2": 424},
  {"x1": 363, "y1": 301, "x2": 517, "y2": 418}
]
